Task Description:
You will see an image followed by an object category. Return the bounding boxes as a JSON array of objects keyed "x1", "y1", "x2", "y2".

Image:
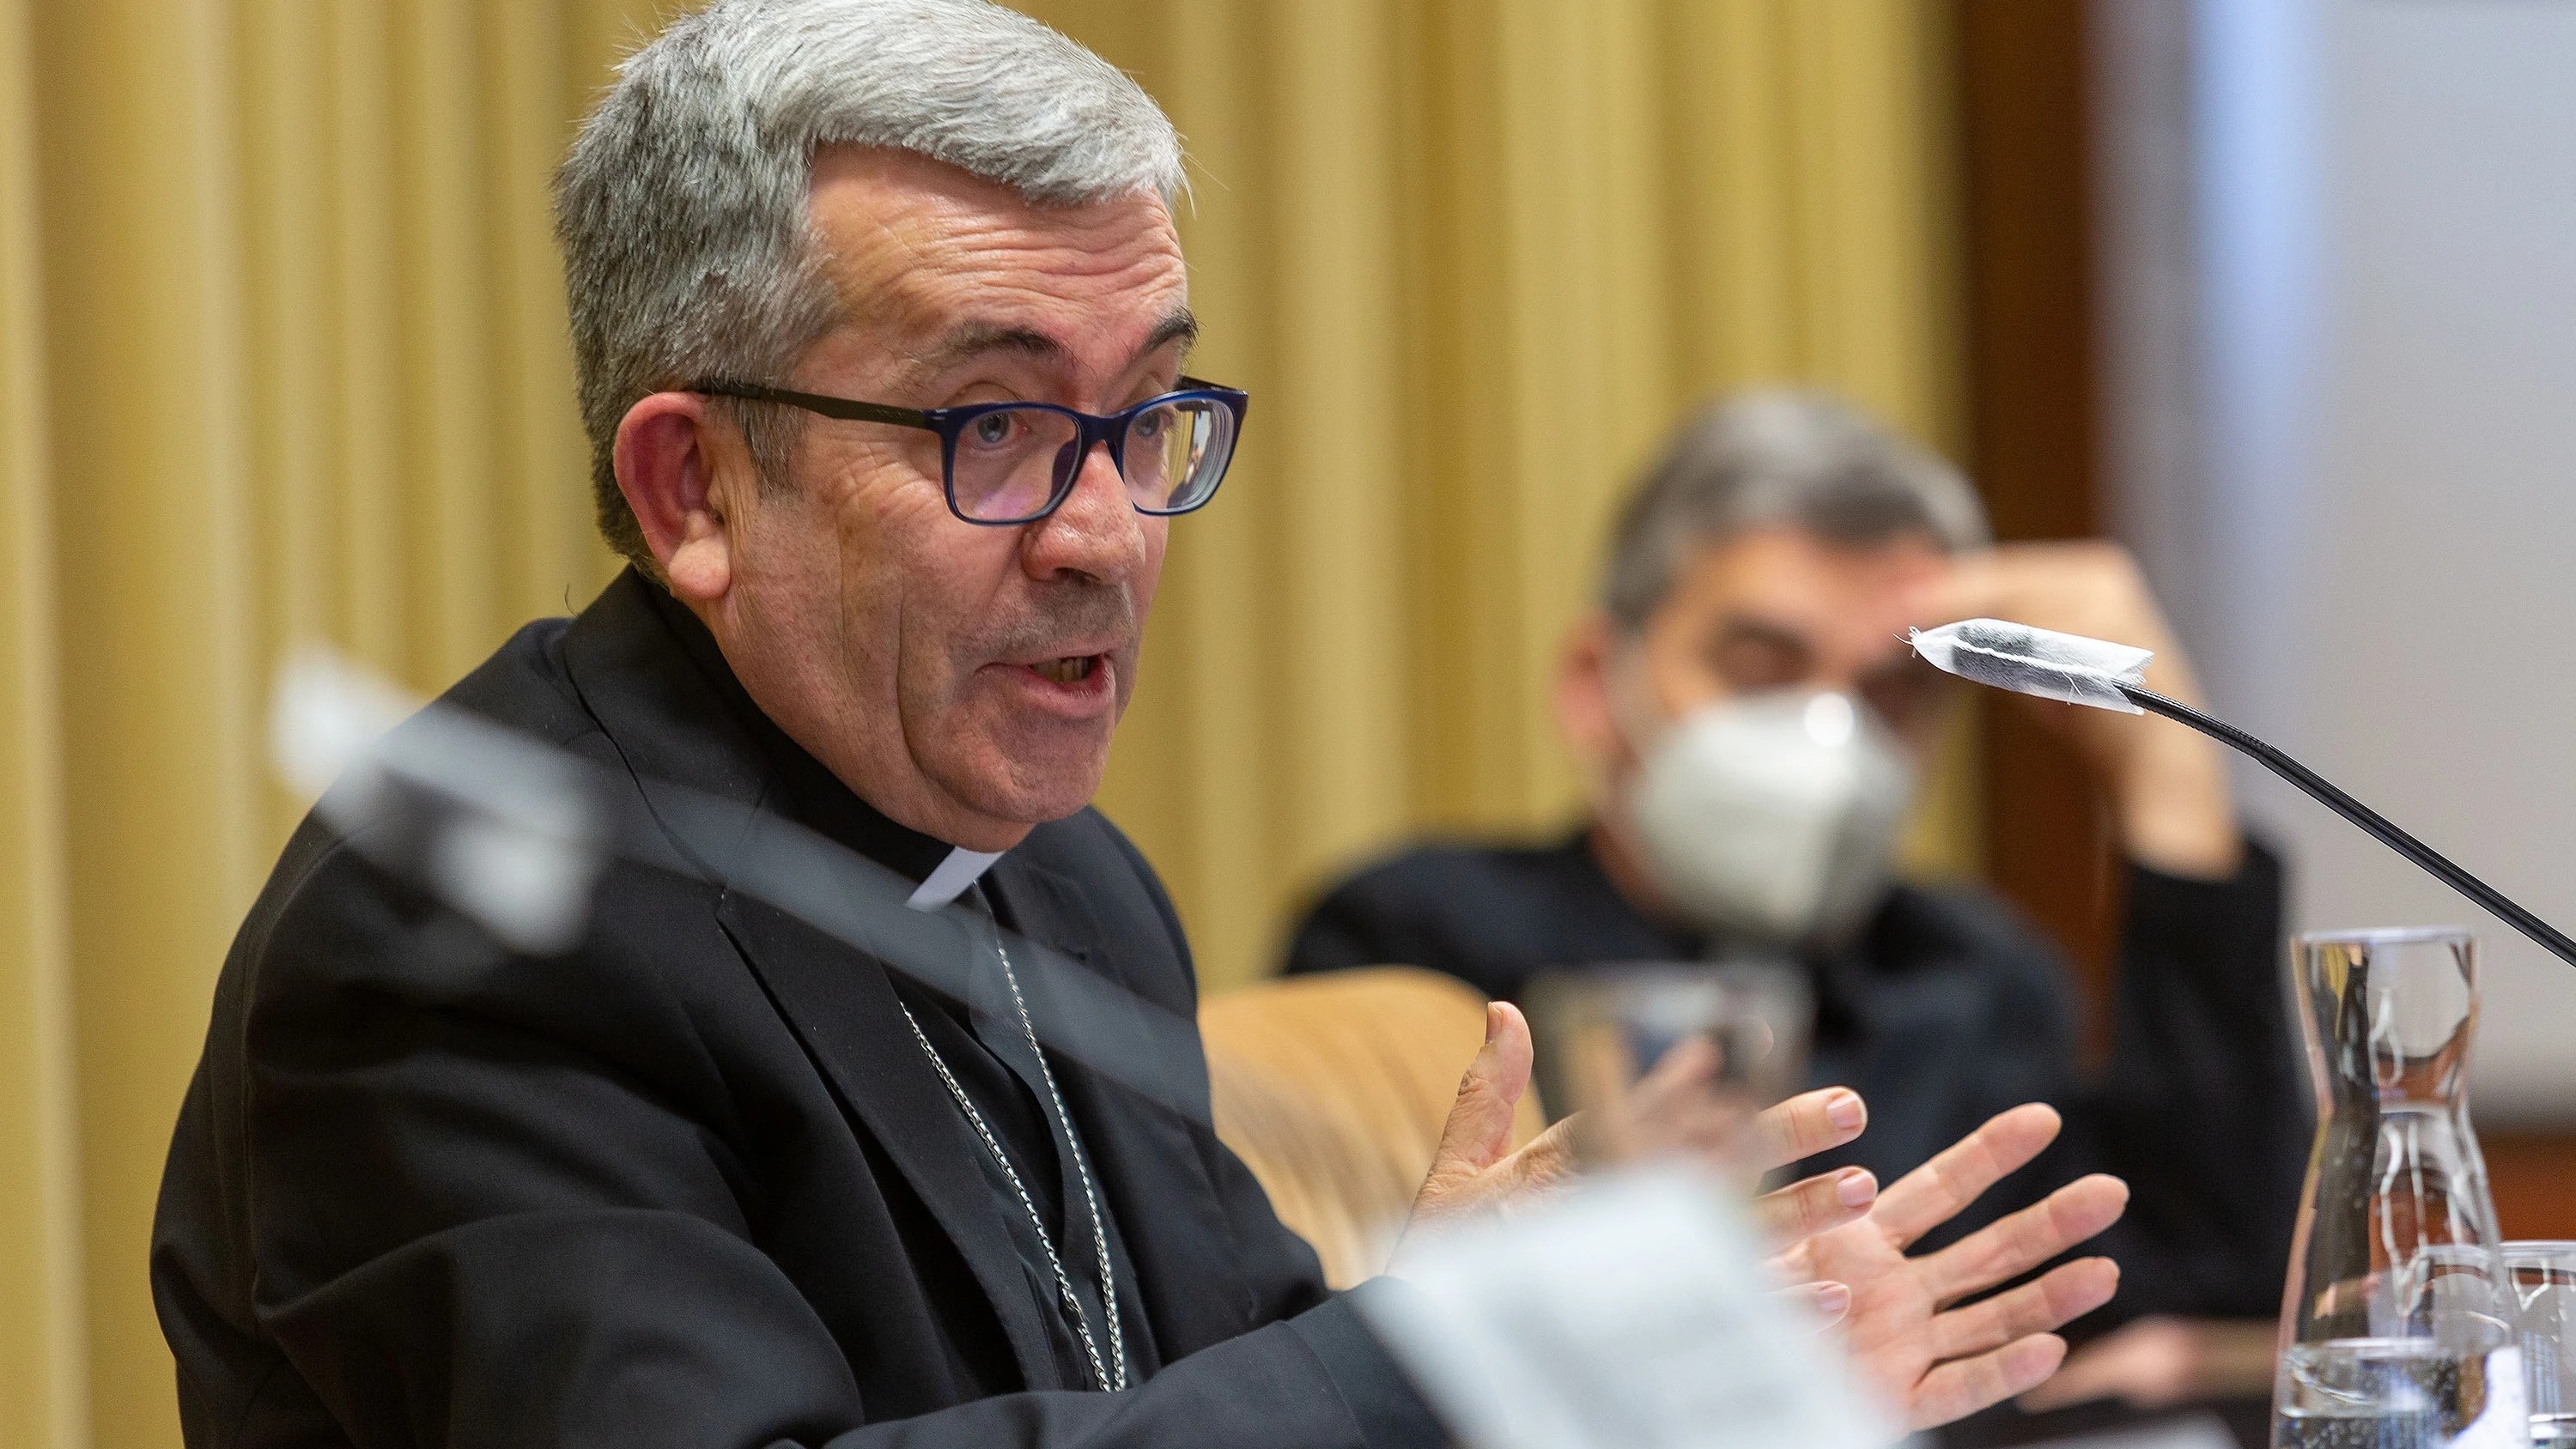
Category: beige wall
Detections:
[{"x1": 0, "y1": 3, "x2": 1967, "y2": 1445}]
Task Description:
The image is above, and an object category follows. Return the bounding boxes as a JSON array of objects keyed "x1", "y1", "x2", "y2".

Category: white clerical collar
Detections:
[{"x1": 904, "y1": 846, "x2": 1005, "y2": 912}]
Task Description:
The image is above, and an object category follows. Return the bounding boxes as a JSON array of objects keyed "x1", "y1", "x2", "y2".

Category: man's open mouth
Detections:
[{"x1": 1031, "y1": 655, "x2": 1100, "y2": 685}]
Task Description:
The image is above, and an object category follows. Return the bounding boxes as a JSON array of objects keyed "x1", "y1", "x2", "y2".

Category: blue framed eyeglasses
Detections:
[{"x1": 690, "y1": 377, "x2": 1249, "y2": 526}]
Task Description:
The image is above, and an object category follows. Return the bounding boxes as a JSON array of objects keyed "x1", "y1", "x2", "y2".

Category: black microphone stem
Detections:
[{"x1": 2123, "y1": 685, "x2": 2576, "y2": 969}]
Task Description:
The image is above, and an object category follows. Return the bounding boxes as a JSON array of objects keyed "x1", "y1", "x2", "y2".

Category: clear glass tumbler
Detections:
[
  {"x1": 2504, "y1": 1242, "x2": 2576, "y2": 1444},
  {"x1": 2273, "y1": 927, "x2": 2523, "y2": 1448}
]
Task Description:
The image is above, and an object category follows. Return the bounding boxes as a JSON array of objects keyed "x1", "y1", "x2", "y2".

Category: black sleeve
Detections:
[
  {"x1": 2058, "y1": 838, "x2": 2308, "y2": 1321},
  {"x1": 1279, "y1": 860, "x2": 1521, "y2": 997},
  {"x1": 1280, "y1": 881, "x2": 1404, "y2": 977},
  {"x1": 228, "y1": 846, "x2": 1435, "y2": 1449}
]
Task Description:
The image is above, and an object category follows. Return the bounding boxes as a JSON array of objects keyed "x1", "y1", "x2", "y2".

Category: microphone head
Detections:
[{"x1": 1908, "y1": 618, "x2": 2152, "y2": 714}]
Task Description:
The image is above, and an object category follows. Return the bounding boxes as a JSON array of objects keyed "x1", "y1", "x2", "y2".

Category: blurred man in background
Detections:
[{"x1": 1286, "y1": 391, "x2": 2307, "y2": 1432}]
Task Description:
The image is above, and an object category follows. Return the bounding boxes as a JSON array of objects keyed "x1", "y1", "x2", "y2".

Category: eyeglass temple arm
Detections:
[{"x1": 694, "y1": 381, "x2": 933, "y2": 431}]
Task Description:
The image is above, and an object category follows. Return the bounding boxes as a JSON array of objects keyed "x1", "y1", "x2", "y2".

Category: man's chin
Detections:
[{"x1": 928, "y1": 743, "x2": 1112, "y2": 833}]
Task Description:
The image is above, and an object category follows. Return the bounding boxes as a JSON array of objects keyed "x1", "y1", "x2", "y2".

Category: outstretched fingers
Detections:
[
  {"x1": 1753, "y1": 1167, "x2": 1879, "y2": 1244},
  {"x1": 1743, "y1": 1087, "x2": 1869, "y2": 1173},
  {"x1": 1865, "y1": 1102, "x2": 2063, "y2": 1250},
  {"x1": 1927, "y1": 1257, "x2": 2120, "y2": 1362},
  {"x1": 1916, "y1": 1173, "x2": 2129, "y2": 1307},
  {"x1": 1777, "y1": 1279, "x2": 1853, "y2": 1328},
  {"x1": 1907, "y1": 1334, "x2": 2071, "y2": 1431}
]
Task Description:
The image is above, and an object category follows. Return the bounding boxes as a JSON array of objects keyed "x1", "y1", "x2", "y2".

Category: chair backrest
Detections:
[{"x1": 1199, "y1": 967, "x2": 1548, "y2": 1288}]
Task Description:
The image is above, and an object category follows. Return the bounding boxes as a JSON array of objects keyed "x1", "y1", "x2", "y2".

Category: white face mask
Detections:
[{"x1": 1623, "y1": 690, "x2": 1916, "y2": 946}]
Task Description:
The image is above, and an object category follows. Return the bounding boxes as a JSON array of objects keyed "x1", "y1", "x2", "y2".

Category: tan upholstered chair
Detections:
[{"x1": 1199, "y1": 967, "x2": 1548, "y2": 1288}]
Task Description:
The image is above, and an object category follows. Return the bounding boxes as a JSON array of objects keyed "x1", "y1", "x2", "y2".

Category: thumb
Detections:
[{"x1": 1429, "y1": 1002, "x2": 1533, "y2": 1180}]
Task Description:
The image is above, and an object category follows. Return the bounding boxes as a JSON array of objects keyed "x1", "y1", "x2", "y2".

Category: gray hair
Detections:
[
  {"x1": 1599, "y1": 390, "x2": 1991, "y2": 630},
  {"x1": 554, "y1": 0, "x2": 1188, "y2": 567}
]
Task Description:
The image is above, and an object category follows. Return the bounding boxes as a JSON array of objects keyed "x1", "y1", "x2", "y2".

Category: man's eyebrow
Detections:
[
  {"x1": 1710, "y1": 615, "x2": 1814, "y2": 657},
  {"x1": 911, "y1": 321, "x2": 1068, "y2": 374},
  {"x1": 905, "y1": 308, "x2": 1200, "y2": 384},
  {"x1": 1140, "y1": 308, "x2": 1199, "y2": 361}
]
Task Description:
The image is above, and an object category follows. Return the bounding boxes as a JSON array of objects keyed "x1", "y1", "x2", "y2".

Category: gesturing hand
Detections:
[
  {"x1": 1391, "y1": 1002, "x2": 1882, "y2": 1273},
  {"x1": 1390, "y1": 1006, "x2": 2127, "y2": 1431},
  {"x1": 1776, "y1": 1101, "x2": 2129, "y2": 1429}
]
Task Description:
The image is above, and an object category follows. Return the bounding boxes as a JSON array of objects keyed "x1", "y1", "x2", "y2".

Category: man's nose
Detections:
[{"x1": 1020, "y1": 438, "x2": 1147, "y2": 581}]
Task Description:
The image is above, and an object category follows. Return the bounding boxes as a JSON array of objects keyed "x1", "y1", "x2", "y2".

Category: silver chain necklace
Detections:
[{"x1": 897, "y1": 933, "x2": 1127, "y2": 1392}]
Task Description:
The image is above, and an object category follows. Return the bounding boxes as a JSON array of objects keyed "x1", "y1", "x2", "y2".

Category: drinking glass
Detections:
[
  {"x1": 1523, "y1": 962, "x2": 1810, "y2": 1167},
  {"x1": 2504, "y1": 1241, "x2": 2576, "y2": 1444},
  {"x1": 2273, "y1": 927, "x2": 2523, "y2": 1448}
]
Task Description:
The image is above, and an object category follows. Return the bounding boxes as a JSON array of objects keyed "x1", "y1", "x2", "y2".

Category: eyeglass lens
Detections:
[{"x1": 949, "y1": 398, "x2": 1235, "y2": 522}]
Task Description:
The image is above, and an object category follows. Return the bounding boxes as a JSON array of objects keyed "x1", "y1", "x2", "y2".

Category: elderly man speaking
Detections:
[{"x1": 151, "y1": 3, "x2": 2128, "y2": 1446}]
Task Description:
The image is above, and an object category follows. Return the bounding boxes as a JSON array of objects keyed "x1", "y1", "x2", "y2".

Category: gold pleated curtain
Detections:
[
  {"x1": 0, "y1": 3, "x2": 1965, "y2": 1446},
  {"x1": 1043, "y1": 0, "x2": 1976, "y2": 986}
]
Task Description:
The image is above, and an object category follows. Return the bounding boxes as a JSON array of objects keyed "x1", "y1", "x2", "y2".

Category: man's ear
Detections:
[
  {"x1": 614, "y1": 391, "x2": 735, "y2": 603},
  {"x1": 1555, "y1": 612, "x2": 1632, "y2": 796}
]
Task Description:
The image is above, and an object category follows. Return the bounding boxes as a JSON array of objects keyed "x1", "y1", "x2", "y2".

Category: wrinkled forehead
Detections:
[{"x1": 805, "y1": 145, "x2": 1188, "y2": 375}]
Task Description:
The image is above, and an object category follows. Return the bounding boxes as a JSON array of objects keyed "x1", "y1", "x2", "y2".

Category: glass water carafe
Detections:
[{"x1": 2274, "y1": 928, "x2": 2524, "y2": 1448}]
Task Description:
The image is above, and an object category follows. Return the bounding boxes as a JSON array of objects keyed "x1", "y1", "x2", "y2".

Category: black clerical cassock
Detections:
[{"x1": 151, "y1": 568, "x2": 1443, "y2": 1449}]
